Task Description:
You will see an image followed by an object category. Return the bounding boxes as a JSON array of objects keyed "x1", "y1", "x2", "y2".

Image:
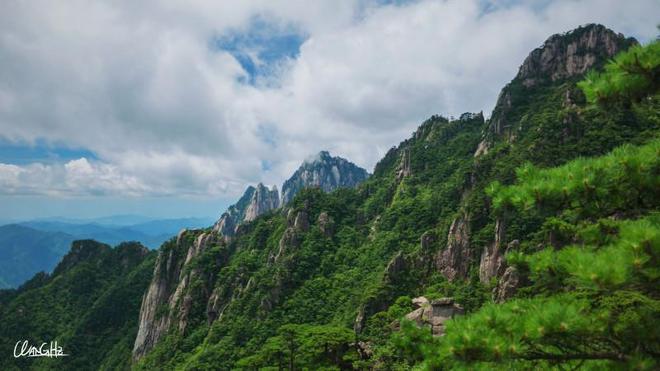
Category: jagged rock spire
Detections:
[
  {"x1": 281, "y1": 151, "x2": 369, "y2": 205},
  {"x1": 213, "y1": 183, "x2": 279, "y2": 238}
]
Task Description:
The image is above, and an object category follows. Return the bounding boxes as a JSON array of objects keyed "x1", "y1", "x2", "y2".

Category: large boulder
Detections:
[{"x1": 395, "y1": 296, "x2": 464, "y2": 336}]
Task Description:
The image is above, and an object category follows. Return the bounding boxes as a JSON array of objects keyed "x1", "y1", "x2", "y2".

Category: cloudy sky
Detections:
[{"x1": 0, "y1": 0, "x2": 658, "y2": 220}]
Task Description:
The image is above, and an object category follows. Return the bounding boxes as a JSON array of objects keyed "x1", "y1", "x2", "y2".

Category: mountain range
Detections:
[
  {"x1": 18, "y1": 217, "x2": 215, "y2": 247},
  {"x1": 0, "y1": 24, "x2": 658, "y2": 370}
]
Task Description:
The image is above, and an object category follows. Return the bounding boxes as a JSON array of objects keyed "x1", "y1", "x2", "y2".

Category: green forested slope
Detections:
[
  {"x1": 0, "y1": 240, "x2": 155, "y2": 371},
  {"x1": 134, "y1": 112, "x2": 488, "y2": 370}
]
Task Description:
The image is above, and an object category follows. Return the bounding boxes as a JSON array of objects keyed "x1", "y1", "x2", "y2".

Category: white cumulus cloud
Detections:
[{"x1": 0, "y1": 0, "x2": 657, "y2": 200}]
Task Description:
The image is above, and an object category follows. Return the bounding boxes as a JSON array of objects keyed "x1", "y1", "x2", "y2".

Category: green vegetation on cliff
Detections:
[{"x1": 400, "y1": 39, "x2": 660, "y2": 370}]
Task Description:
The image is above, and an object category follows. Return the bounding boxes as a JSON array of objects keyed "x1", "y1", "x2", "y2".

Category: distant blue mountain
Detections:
[
  {"x1": 26, "y1": 214, "x2": 155, "y2": 227},
  {"x1": 19, "y1": 217, "x2": 214, "y2": 248},
  {"x1": 19, "y1": 221, "x2": 163, "y2": 247},
  {"x1": 0, "y1": 216, "x2": 214, "y2": 288},
  {"x1": 0, "y1": 224, "x2": 74, "y2": 288},
  {"x1": 88, "y1": 214, "x2": 158, "y2": 226}
]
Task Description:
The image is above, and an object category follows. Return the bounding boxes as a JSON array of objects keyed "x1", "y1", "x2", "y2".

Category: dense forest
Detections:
[{"x1": 0, "y1": 24, "x2": 657, "y2": 370}]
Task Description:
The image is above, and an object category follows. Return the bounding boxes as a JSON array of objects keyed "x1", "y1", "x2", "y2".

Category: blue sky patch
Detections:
[
  {"x1": 255, "y1": 123, "x2": 279, "y2": 148},
  {"x1": 479, "y1": 0, "x2": 554, "y2": 15},
  {"x1": 214, "y1": 18, "x2": 307, "y2": 85},
  {"x1": 0, "y1": 138, "x2": 97, "y2": 165},
  {"x1": 260, "y1": 159, "x2": 273, "y2": 172},
  {"x1": 374, "y1": 0, "x2": 417, "y2": 6}
]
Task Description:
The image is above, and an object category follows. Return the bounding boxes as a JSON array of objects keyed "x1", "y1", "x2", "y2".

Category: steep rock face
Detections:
[
  {"x1": 268, "y1": 209, "x2": 308, "y2": 266},
  {"x1": 132, "y1": 230, "x2": 222, "y2": 361},
  {"x1": 244, "y1": 184, "x2": 280, "y2": 222},
  {"x1": 383, "y1": 251, "x2": 407, "y2": 283},
  {"x1": 259, "y1": 209, "x2": 311, "y2": 312},
  {"x1": 281, "y1": 151, "x2": 369, "y2": 205},
  {"x1": 171, "y1": 232, "x2": 220, "y2": 332},
  {"x1": 396, "y1": 147, "x2": 412, "y2": 180},
  {"x1": 478, "y1": 219, "x2": 508, "y2": 283},
  {"x1": 132, "y1": 242, "x2": 185, "y2": 360},
  {"x1": 436, "y1": 213, "x2": 471, "y2": 281},
  {"x1": 493, "y1": 266, "x2": 520, "y2": 303},
  {"x1": 213, "y1": 186, "x2": 255, "y2": 237},
  {"x1": 317, "y1": 211, "x2": 334, "y2": 237},
  {"x1": 481, "y1": 24, "x2": 636, "y2": 147},
  {"x1": 206, "y1": 289, "x2": 224, "y2": 324},
  {"x1": 213, "y1": 183, "x2": 279, "y2": 238},
  {"x1": 517, "y1": 24, "x2": 635, "y2": 87}
]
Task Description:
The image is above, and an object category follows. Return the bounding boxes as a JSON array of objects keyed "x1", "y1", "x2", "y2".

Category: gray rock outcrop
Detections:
[
  {"x1": 269, "y1": 210, "x2": 308, "y2": 265},
  {"x1": 493, "y1": 266, "x2": 520, "y2": 303},
  {"x1": 244, "y1": 184, "x2": 280, "y2": 222},
  {"x1": 317, "y1": 211, "x2": 334, "y2": 237},
  {"x1": 396, "y1": 147, "x2": 412, "y2": 180},
  {"x1": 395, "y1": 296, "x2": 464, "y2": 336},
  {"x1": 479, "y1": 218, "x2": 508, "y2": 283},
  {"x1": 436, "y1": 213, "x2": 471, "y2": 281}
]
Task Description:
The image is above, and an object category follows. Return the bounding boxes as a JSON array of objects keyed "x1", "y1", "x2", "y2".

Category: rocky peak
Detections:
[
  {"x1": 213, "y1": 183, "x2": 279, "y2": 239},
  {"x1": 493, "y1": 266, "x2": 521, "y2": 303},
  {"x1": 482, "y1": 24, "x2": 637, "y2": 143},
  {"x1": 517, "y1": 24, "x2": 636, "y2": 87},
  {"x1": 281, "y1": 151, "x2": 369, "y2": 205}
]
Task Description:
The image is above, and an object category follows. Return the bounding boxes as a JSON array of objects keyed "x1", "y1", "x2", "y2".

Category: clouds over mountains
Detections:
[{"x1": 0, "y1": 0, "x2": 658, "y2": 198}]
